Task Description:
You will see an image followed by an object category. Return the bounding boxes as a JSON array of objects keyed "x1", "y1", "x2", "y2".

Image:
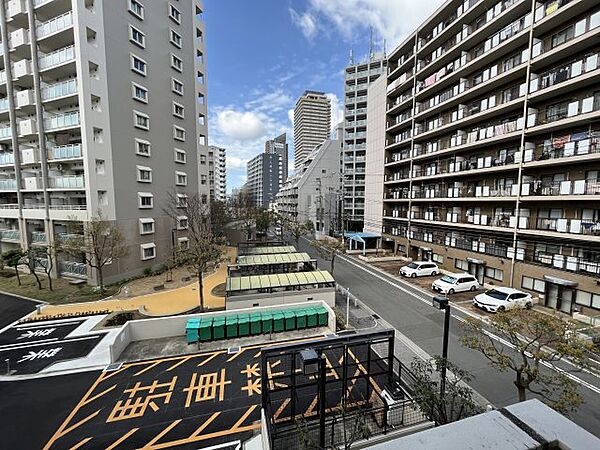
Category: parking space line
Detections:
[
  {"x1": 16, "y1": 322, "x2": 80, "y2": 331},
  {"x1": 82, "y1": 384, "x2": 116, "y2": 406},
  {"x1": 190, "y1": 412, "x2": 221, "y2": 438},
  {"x1": 106, "y1": 428, "x2": 139, "y2": 450},
  {"x1": 134, "y1": 361, "x2": 161, "y2": 377},
  {"x1": 0, "y1": 335, "x2": 101, "y2": 353},
  {"x1": 142, "y1": 419, "x2": 182, "y2": 449},
  {"x1": 166, "y1": 355, "x2": 192, "y2": 371},
  {"x1": 61, "y1": 410, "x2": 101, "y2": 437},
  {"x1": 68, "y1": 437, "x2": 92, "y2": 450},
  {"x1": 232, "y1": 405, "x2": 257, "y2": 429},
  {"x1": 198, "y1": 351, "x2": 223, "y2": 367}
]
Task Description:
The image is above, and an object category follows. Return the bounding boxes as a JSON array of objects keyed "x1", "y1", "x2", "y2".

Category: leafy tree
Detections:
[
  {"x1": 310, "y1": 236, "x2": 346, "y2": 275},
  {"x1": 57, "y1": 213, "x2": 129, "y2": 291},
  {"x1": 255, "y1": 210, "x2": 274, "y2": 237},
  {"x1": 410, "y1": 356, "x2": 481, "y2": 425},
  {"x1": 2, "y1": 249, "x2": 25, "y2": 285},
  {"x1": 165, "y1": 193, "x2": 226, "y2": 310},
  {"x1": 461, "y1": 309, "x2": 592, "y2": 414}
]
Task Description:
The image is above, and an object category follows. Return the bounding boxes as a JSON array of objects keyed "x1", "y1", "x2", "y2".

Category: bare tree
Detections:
[
  {"x1": 310, "y1": 236, "x2": 346, "y2": 275},
  {"x1": 57, "y1": 213, "x2": 129, "y2": 291},
  {"x1": 23, "y1": 248, "x2": 43, "y2": 290},
  {"x1": 164, "y1": 193, "x2": 226, "y2": 311},
  {"x1": 283, "y1": 216, "x2": 313, "y2": 248},
  {"x1": 27, "y1": 246, "x2": 55, "y2": 291},
  {"x1": 2, "y1": 249, "x2": 25, "y2": 285},
  {"x1": 461, "y1": 309, "x2": 592, "y2": 414},
  {"x1": 231, "y1": 191, "x2": 255, "y2": 240}
]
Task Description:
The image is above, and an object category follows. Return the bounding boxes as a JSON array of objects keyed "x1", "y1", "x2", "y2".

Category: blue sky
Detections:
[{"x1": 204, "y1": 0, "x2": 442, "y2": 192}]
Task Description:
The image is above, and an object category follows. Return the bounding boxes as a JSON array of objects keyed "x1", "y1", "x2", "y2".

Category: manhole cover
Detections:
[{"x1": 104, "y1": 362, "x2": 123, "y2": 372}]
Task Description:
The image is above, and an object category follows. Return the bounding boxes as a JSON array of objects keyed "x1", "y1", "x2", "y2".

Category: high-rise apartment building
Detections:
[
  {"x1": 343, "y1": 54, "x2": 387, "y2": 232},
  {"x1": 245, "y1": 152, "x2": 280, "y2": 209},
  {"x1": 208, "y1": 145, "x2": 226, "y2": 202},
  {"x1": 0, "y1": 0, "x2": 208, "y2": 284},
  {"x1": 293, "y1": 91, "x2": 331, "y2": 171},
  {"x1": 265, "y1": 132, "x2": 288, "y2": 185},
  {"x1": 380, "y1": 0, "x2": 600, "y2": 314}
]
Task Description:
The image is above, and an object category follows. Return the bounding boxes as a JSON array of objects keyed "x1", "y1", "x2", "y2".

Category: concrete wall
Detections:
[
  {"x1": 109, "y1": 300, "x2": 336, "y2": 362},
  {"x1": 226, "y1": 288, "x2": 335, "y2": 310}
]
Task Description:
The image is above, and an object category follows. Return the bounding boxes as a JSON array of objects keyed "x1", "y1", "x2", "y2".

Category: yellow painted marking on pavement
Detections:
[
  {"x1": 133, "y1": 361, "x2": 162, "y2": 377},
  {"x1": 232, "y1": 405, "x2": 258, "y2": 430},
  {"x1": 226, "y1": 348, "x2": 246, "y2": 362},
  {"x1": 254, "y1": 350, "x2": 261, "y2": 358},
  {"x1": 60, "y1": 410, "x2": 101, "y2": 438},
  {"x1": 106, "y1": 428, "x2": 139, "y2": 450},
  {"x1": 68, "y1": 437, "x2": 92, "y2": 450},
  {"x1": 166, "y1": 356, "x2": 192, "y2": 371},
  {"x1": 273, "y1": 398, "x2": 290, "y2": 421},
  {"x1": 82, "y1": 384, "x2": 116, "y2": 406},
  {"x1": 347, "y1": 348, "x2": 383, "y2": 395},
  {"x1": 197, "y1": 351, "x2": 223, "y2": 367},
  {"x1": 190, "y1": 412, "x2": 221, "y2": 438},
  {"x1": 139, "y1": 424, "x2": 260, "y2": 450},
  {"x1": 99, "y1": 366, "x2": 129, "y2": 382},
  {"x1": 140, "y1": 419, "x2": 182, "y2": 449}
]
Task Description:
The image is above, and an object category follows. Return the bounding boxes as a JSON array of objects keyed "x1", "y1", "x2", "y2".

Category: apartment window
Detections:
[
  {"x1": 454, "y1": 259, "x2": 468, "y2": 271},
  {"x1": 178, "y1": 237, "x2": 189, "y2": 250},
  {"x1": 522, "y1": 276, "x2": 545, "y2": 293},
  {"x1": 431, "y1": 253, "x2": 443, "y2": 264},
  {"x1": 177, "y1": 193, "x2": 188, "y2": 208},
  {"x1": 140, "y1": 243, "x2": 156, "y2": 260},
  {"x1": 485, "y1": 267, "x2": 503, "y2": 282},
  {"x1": 98, "y1": 190, "x2": 108, "y2": 206},
  {"x1": 137, "y1": 165, "x2": 152, "y2": 183},
  {"x1": 177, "y1": 216, "x2": 188, "y2": 230},
  {"x1": 173, "y1": 125, "x2": 186, "y2": 141},
  {"x1": 132, "y1": 82, "x2": 148, "y2": 103},
  {"x1": 138, "y1": 192, "x2": 153, "y2": 209},
  {"x1": 170, "y1": 29, "x2": 182, "y2": 48},
  {"x1": 575, "y1": 290, "x2": 600, "y2": 309},
  {"x1": 174, "y1": 148, "x2": 186, "y2": 163},
  {"x1": 135, "y1": 138, "x2": 151, "y2": 156},
  {"x1": 128, "y1": 0, "x2": 144, "y2": 19},
  {"x1": 200, "y1": 154, "x2": 206, "y2": 165},
  {"x1": 200, "y1": 174, "x2": 207, "y2": 185},
  {"x1": 172, "y1": 78, "x2": 184, "y2": 95},
  {"x1": 175, "y1": 171, "x2": 187, "y2": 186},
  {"x1": 95, "y1": 159, "x2": 105, "y2": 174},
  {"x1": 171, "y1": 53, "x2": 183, "y2": 72},
  {"x1": 139, "y1": 218, "x2": 155, "y2": 235},
  {"x1": 169, "y1": 4, "x2": 181, "y2": 24},
  {"x1": 129, "y1": 25, "x2": 145, "y2": 48},
  {"x1": 173, "y1": 102, "x2": 184, "y2": 118},
  {"x1": 131, "y1": 54, "x2": 147, "y2": 76},
  {"x1": 134, "y1": 110, "x2": 149, "y2": 130}
]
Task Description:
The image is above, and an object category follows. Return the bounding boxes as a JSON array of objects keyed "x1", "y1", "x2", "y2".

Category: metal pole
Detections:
[
  {"x1": 346, "y1": 288, "x2": 350, "y2": 328},
  {"x1": 5, "y1": 358, "x2": 10, "y2": 375},
  {"x1": 319, "y1": 353, "x2": 327, "y2": 449},
  {"x1": 440, "y1": 304, "x2": 450, "y2": 401}
]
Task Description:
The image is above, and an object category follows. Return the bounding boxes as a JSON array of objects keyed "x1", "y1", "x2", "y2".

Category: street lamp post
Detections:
[{"x1": 432, "y1": 295, "x2": 451, "y2": 401}]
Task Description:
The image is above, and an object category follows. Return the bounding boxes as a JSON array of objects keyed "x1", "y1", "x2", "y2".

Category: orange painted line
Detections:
[
  {"x1": 142, "y1": 424, "x2": 261, "y2": 450},
  {"x1": 60, "y1": 410, "x2": 101, "y2": 437},
  {"x1": 100, "y1": 365, "x2": 130, "y2": 382},
  {"x1": 197, "y1": 351, "x2": 223, "y2": 367},
  {"x1": 105, "y1": 429, "x2": 139, "y2": 450},
  {"x1": 166, "y1": 356, "x2": 192, "y2": 371},
  {"x1": 231, "y1": 404, "x2": 258, "y2": 430},
  {"x1": 140, "y1": 419, "x2": 182, "y2": 449},
  {"x1": 82, "y1": 384, "x2": 116, "y2": 406},
  {"x1": 226, "y1": 348, "x2": 245, "y2": 362},
  {"x1": 272, "y1": 399, "x2": 290, "y2": 421},
  {"x1": 133, "y1": 361, "x2": 161, "y2": 377},
  {"x1": 68, "y1": 437, "x2": 92, "y2": 450},
  {"x1": 190, "y1": 412, "x2": 221, "y2": 438},
  {"x1": 347, "y1": 348, "x2": 382, "y2": 395}
]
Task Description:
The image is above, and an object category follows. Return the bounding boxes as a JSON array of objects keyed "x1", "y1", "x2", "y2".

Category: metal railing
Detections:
[
  {"x1": 38, "y1": 45, "x2": 75, "y2": 70},
  {"x1": 36, "y1": 11, "x2": 73, "y2": 39},
  {"x1": 31, "y1": 231, "x2": 47, "y2": 243},
  {"x1": 0, "y1": 179, "x2": 17, "y2": 190},
  {"x1": 42, "y1": 79, "x2": 77, "y2": 101},
  {"x1": 58, "y1": 261, "x2": 87, "y2": 277},
  {"x1": 48, "y1": 175, "x2": 84, "y2": 189},
  {"x1": 49, "y1": 143, "x2": 82, "y2": 160},
  {"x1": 0, "y1": 229, "x2": 20, "y2": 240},
  {"x1": 45, "y1": 111, "x2": 80, "y2": 130}
]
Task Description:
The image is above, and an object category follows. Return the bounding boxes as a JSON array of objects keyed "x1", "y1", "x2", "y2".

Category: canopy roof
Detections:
[
  {"x1": 226, "y1": 270, "x2": 335, "y2": 293},
  {"x1": 235, "y1": 252, "x2": 313, "y2": 267},
  {"x1": 243, "y1": 245, "x2": 297, "y2": 255}
]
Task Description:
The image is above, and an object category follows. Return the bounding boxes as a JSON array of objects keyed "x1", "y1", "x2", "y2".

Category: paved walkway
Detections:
[{"x1": 33, "y1": 247, "x2": 235, "y2": 319}]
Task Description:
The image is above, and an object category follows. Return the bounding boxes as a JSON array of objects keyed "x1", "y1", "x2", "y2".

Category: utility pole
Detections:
[{"x1": 316, "y1": 177, "x2": 323, "y2": 236}]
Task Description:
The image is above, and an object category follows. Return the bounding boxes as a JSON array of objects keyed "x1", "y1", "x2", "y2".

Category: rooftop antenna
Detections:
[
  {"x1": 383, "y1": 39, "x2": 387, "y2": 58},
  {"x1": 369, "y1": 26, "x2": 374, "y2": 60},
  {"x1": 349, "y1": 48, "x2": 354, "y2": 65}
]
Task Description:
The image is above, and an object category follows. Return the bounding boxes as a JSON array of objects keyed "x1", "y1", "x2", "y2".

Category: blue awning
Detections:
[{"x1": 344, "y1": 232, "x2": 380, "y2": 244}]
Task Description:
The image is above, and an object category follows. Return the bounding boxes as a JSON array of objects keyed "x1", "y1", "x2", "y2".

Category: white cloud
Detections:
[
  {"x1": 216, "y1": 110, "x2": 265, "y2": 141},
  {"x1": 226, "y1": 156, "x2": 249, "y2": 170},
  {"x1": 289, "y1": 8, "x2": 318, "y2": 40},
  {"x1": 293, "y1": 0, "x2": 442, "y2": 49},
  {"x1": 325, "y1": 93, "x2": 344, "y2": 132},
  {"x1": 244, "y1": 89, "x2": 292, "y2": 114},
  {"x1": 288, "y1": 109, "x2": 295, "y2": 128}
]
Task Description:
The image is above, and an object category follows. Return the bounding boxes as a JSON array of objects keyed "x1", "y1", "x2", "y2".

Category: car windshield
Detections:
[
  {"x1": 407, "y1": 263, "x2": 419, "y2": 269},
  {"x1": 440, "y1": 276, "x2": 456, "y2": 284},
  {"x1": 485, "y1": 290, "x2": 509, "y2": 301}
]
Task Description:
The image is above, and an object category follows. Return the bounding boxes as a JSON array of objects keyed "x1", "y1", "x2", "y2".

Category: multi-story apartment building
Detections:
[
  {"x1": 265, "y1": 132, "x2": 288, "y2": 186},
  {"x1": 245, "y1": 152, "x2": 280, "y2": 209},
  {"x1": 293, "y1": 90, "x2": 331, "y2": 171},
  {"x1": 0, "y1": 0, "x2": 209, "y2": 284},
  {"x1": 381, "y1": 0, "x2": 600, "y2": 314},
  {"x1": 343, "y1": 54, "x2": 387, "y2": 232},
  {"x1": 208, "y1": 145, "x2": 226, "y2": 202}
]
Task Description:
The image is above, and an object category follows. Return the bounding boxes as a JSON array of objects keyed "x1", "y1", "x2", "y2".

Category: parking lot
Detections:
[
  {"x1": 0, "y1": 292, "x2": 38, "y2": 330},
  {"x1": 42, "y1": 335, "x2": 386, "y2": 450}
]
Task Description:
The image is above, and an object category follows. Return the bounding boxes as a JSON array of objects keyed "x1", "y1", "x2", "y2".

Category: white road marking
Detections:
[{"x1": 0, "y1": 335, "x2": 99, "y2": 352}]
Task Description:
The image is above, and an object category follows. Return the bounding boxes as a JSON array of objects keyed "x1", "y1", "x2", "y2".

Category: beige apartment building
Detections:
[
  {"x1": 0, "y1": 0, "x2": 209, "y2": 284},
  {"x1": 381, "y1": 0, "x2": 600, "y2": 313},
  {"x1": 293, "y1": 90, "x2": 331, "y2": 171}
]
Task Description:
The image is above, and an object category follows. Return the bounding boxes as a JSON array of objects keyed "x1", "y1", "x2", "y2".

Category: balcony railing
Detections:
[
  {"x1": 0, "y1": 229, "x2": 20, "y2": 240},
  {"x1": 49, "y1": 143, "x2": 82, "y2": 160},
  {"x1": 527, "y1": 132, "x2": 600, "y2": 162},
  {"x1": 42, "y1": 79, "x2": 77, "y2": 101},
  {"x1": 0, "y1": 153, "x2": 14, "y2": 165},
  {"x1": 48, "y1": 175, "x2": 84, "y2": 189},
  {"x1": 0, "y1": 98, "x2": 9, "y2": 112},
  {"x1": 535, "y1": 92, "x2": 600, "y2": 127},
  {"x1": 45, "y1": 111, "x2": 80, "y2": 130},
  {"x1": 31, "y1": 231, "x2": 47, "y2": 243},
  {"x1": 36, "y1": 11, "x2": 73, "y2": 39},
  {"x1": 0, "y1": 179, "x2": 17, "y2": 190},
  {"x1": 531, "y1": 51, "x2": 599, "y2": 93},
  {"x1": 0, "y1": 127, "x2": 12, "y2": 139},
  {"x1": 534, "y1": 0, "x2": 574, "y2": 22},
  {"x1": 38, "y1": 45, "x2": 75, "y2": 70},
  {"x1": 522, "y1": 179, "x2": 600, "y2": 196},
  {"x1": 534, "y1": 218, "x2": 600, "y2": 236},
  {"x1": 59, "y1": 260, "x2": 87, "y2": 277},
  {"x1": 527, "y1": 251, "x2": 600, "y2": 276}
]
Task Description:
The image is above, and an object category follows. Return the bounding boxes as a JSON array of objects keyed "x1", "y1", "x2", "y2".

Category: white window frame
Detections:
[
  {"x1": 135, "y1": 138, "x2": 151, "y2": 157},
  {"x1": 169, "y1": 3, "x2": 181, "y2": 24},
  {"x1": 137, "y1": 165, "x2": 152, "y2": 183},
  {"x1": 175, "y1": 170, "x2": 187, "y2": 186},
  {"x1": 174, "y1": 148, "x2": 186, "y2": 164},
  {"x1": 130, "y1": 53, "x2": 147, "y2": 76},
  {"x1": 132, "y1": 82, "x2": 148, "y2": 103},
  {"x1": 170, "y1": 28, "x2": 182, "y2": 48},
  {"x1": 128, "y1": 0, "x2": 144, "y2": 19},
  {"x1": 200, "y1": 174, "x2": 207, "y2": 185},
  {"x1": 134, "y1": 110, "x2": 150, "y2": 130},
  {"x1": 140, "y1": 242, "x2": 156, "y2": 260},
  {"x1": 139, "y1": 218, "x2": 155, "y2": 235},
  {"x1": 171, "y1": 53, "x2": 183, "y2": 72},
  {"x1": 171, "y1": 77, "x2": 184, "y2": 95},
  {"x1": 129, "y1": 25, "x2": 146, "y2": 48},
  {"x1": 172, "y1": 101, "x2": 184, "y2": 119},
  {"x1": 173, "y1": 125, "x2": 186, "y2": 141},
  {"x1": 177, "y1": 215, "x2": 188, "y2": 230},
  {"x1": 177, "y1": 193, "x2": 188, "y2": 208},
  {"x1": 138, "y1": 192, "x2": 154, "y2": 209},
  {"x1": 177, "y1": 237, "x2": 189, "y2": 250}
]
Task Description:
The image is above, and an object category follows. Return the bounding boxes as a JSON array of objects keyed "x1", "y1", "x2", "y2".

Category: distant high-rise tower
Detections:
[
  {"x1": 265, "y1": 133, "x2": 288, "y2": 185},
  {"x1": 293, "y1": 91, "x2": 331, "y2": 171},
  {"x1": 208, "y1": 146, "x2": 226, "y2": 202}
]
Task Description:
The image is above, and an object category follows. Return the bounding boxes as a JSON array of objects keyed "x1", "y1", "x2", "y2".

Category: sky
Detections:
[{"x1": 204, "y1": 0, "x2": 443, "y2": 193}]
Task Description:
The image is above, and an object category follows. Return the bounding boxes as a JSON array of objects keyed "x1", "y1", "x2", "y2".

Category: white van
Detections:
[
  {"x1": 400, "y1": 261, "x2": 439, "y2": 278},
  {"x1": 432, "y1": 273, "x2": 480, "y2": 294}
]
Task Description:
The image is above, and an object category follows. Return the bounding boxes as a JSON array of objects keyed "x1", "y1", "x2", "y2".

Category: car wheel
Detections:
[
  {"x1": 525, "y1": 302, "x2": 533, "y2": 310},
  {"x1": 431, "y1": 271, "x2": 437, "y2": 276},
  {"x1": 470, "y1": 285, "x2": 477, "y2": 291},
  {"x1": 448, "y1": 289, "x2": 455, "y2": 295},
  {"x1": 497, "y1": 306, "x2": 505, "y2": 313},
  {"x1": 411, "y1": 273, "x2": 417, "y2": 278}
]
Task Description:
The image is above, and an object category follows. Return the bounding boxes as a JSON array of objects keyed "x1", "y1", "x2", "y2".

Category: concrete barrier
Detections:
[{"x1": 226, "y1": 288, "x2": 335, "y2": 310}]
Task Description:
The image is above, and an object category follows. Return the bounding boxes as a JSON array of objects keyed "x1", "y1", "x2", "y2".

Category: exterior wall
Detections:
[
  {"x1": 246, "y1": 153, "x2": 280, "y2": 209},
  {"x1": 364, "y1": 76, "x2": 387, "y2": 235},
  {"x1": 265, "y1": 133, "x2": 288, "y2": 185},
  {"x1": 208, "y1": 145, "x2": 226, "y2": 202},
  {"x1": 225, "y1": 288, "x2": 336, "y2": 310},
  {"x1": 379, "y1": 0, "x2": 600, "y2": 313},
  {"x1": 293, "y1": 91, "x2": 331, "y2": 171}
]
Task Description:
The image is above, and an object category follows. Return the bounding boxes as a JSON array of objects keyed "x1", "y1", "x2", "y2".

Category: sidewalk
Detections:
[{"x1": 33, "y1": 247, "x2": 235, "y2": 319}]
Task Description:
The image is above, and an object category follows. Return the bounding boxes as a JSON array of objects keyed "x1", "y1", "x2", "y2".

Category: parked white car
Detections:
[
  {"x1": 400, "y1": 261, "x2": 439, "y2": 278},
  {"x1": 474, "y1": 287, "x2": 533, "y2": 313},
  {"x1": 432, "y1": 273, "x2": 480, "y2": 294}
]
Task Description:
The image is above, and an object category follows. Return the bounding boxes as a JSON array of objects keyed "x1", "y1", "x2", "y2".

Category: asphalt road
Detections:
[
  {"x1": 294, "y1": 235, "x2": 600, "y2": 437},
  {"x1": 0, "y1": 292, "x2": 38, "y2": 330}
]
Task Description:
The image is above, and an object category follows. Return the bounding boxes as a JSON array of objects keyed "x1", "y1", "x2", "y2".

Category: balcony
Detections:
[
  {"x1": 412, "y1": 184, "x2": 515, "y2": 200},
  {"x1": 0, "y1": 229, "x2": 20, "y2": 241},
  {"x1": 0, "y1": 127, "x2": 12, "y2": 140},
  {"x1": 49, "y1": 143, "x2": 82, "y2": 160},
  {"x1": 58, "y1": 260, "x2": 87, "y2": 278},
  {"x1": 48, "y1": 175, "x2": 84, "y2": 189},
  {"x1": 38, "y1": 45, "x2": 75, "y2": 71},
  {"x1": 524, "y1": 132, "x2": 600, "y2": 164},
  {"x1": 0, "y1": 153, "x2": 14, "y2": 166},
  {"x1": 530, "y1": 51, "x2": 599, "y2": 95},
  {"x1": 31, "y1": 231, "x2": 47, "y2": 243},
  {"x1": 533, "y1": 217, "x2": 600, "y2": 237},
  {"x1": 521, "y1": 179, "x2": 600, "y2": 197},
  {"x1": 534, "y1": 0, "x2": 575, "y2": 23},
  {"x1": 0, "y1": 179, "x2": 17, "y2": 190},
  {"x1": 36, "y1": 11, "x2": 74, "y2": 40},
  {"x1": 530, "y1": 92, "x2": 600, "y2": 130},
  {"x1": 0, "y1": 98, "x2": 9, "y2": 113},
  {"x1": 526, "y1": 249, "x2": 600, "y2": 277},
  {"x1": 42, "y1": 79, "x2": 77, "y2": 101},
  {"x1": 45, "y1": 111, "x2": 80, "y2": 131}
]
